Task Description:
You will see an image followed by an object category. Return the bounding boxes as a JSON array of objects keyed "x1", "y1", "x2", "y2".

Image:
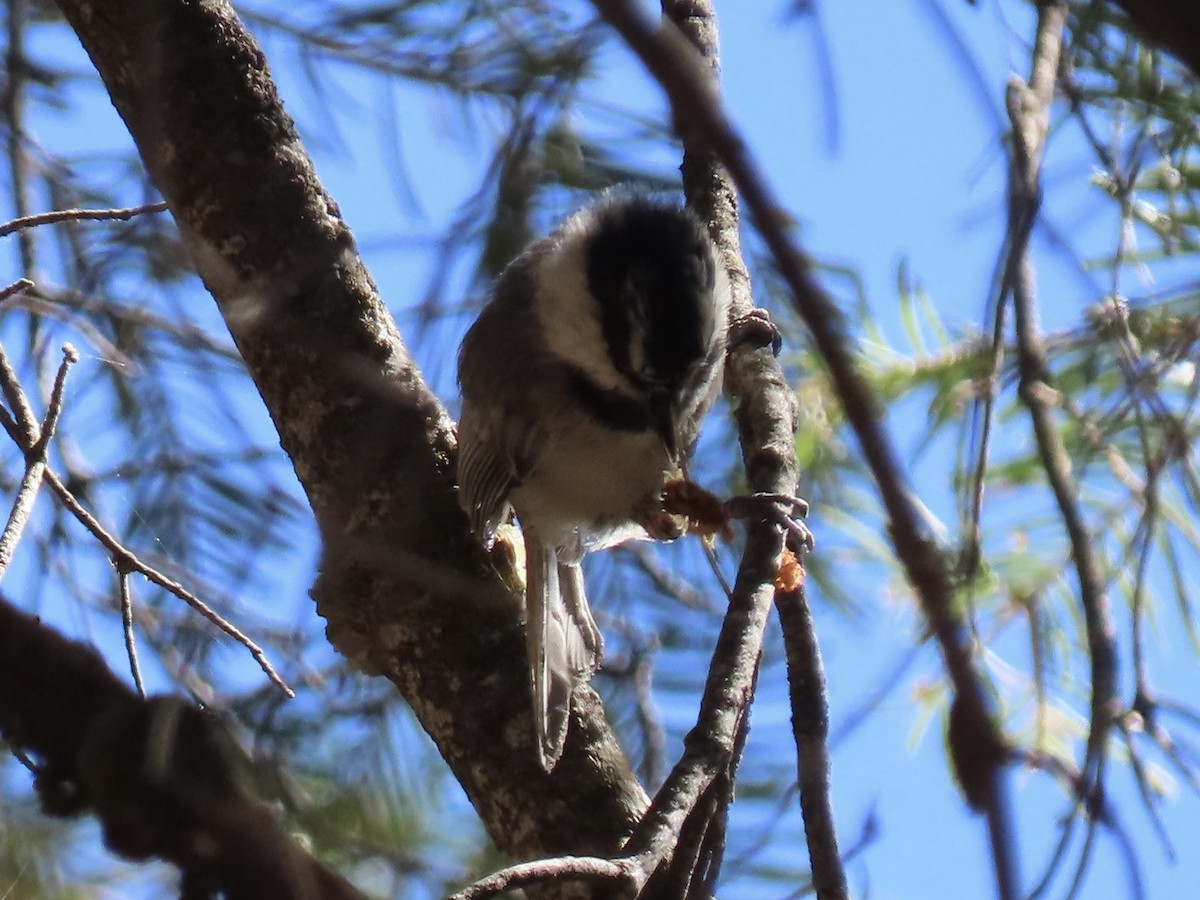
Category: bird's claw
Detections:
[
  {"x1": 724, "y1": 491, "x2": 814, "y2": 553},
  {"x1": 729, "y1": 308, "x2": 783, "y2": 357}
]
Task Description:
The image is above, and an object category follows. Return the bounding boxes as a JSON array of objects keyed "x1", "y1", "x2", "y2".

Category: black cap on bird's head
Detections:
[{"x1": 584, "y1": 198, "x2": 719, "y2": 397}]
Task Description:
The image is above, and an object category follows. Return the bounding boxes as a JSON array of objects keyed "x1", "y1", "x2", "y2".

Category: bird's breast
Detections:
[{"x1": 510, "y1": 418, "x2": 671, "y2": 548}]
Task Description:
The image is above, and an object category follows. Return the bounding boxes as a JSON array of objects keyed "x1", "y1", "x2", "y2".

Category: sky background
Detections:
[
  {"x1": 270, "y1": 3, "x2": 1198, "y2": 895},
  {"x1": 11, "y1": 1, "x2": 1199, "y2": 898}
]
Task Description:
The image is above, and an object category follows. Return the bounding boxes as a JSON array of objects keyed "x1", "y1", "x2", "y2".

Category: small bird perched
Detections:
[{"x1": 456, "y1": 194, "x2": 731, "y2": 770}]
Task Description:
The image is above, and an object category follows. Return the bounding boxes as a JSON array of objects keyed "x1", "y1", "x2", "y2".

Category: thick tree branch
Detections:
[
  {"x1": 0, "y1": 595, "x2": 364, "y2": 900},
  {"x1": 53, "y1": 0, "x2": 647, "y2": 882}
]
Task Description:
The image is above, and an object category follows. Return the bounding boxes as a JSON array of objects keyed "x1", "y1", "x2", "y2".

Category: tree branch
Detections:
[
  {"x1": 1004, "y1": 2, "x2": 1120, "y2": 889},
  {"x1": 652, "y1": 2, "x2": 848, "y2": 895},
  {"x1": 0, "y1": 341, "x2": 75, "y2": 581},
  {"x1": 775, "y1": 586, "x2": 846, "y2": 899},
  {"x1": 0, "y1": 595, "x2": 365, "y2": 899},
  {"x1": 0, "y1": 201, "x2": 168, "y2": 237},
  {"x1": 592, "y1": 0, "x2": 1013, "y2": 893},
  {"x1": 53, "y1": 0, "x2": 648, "y2": 881}
]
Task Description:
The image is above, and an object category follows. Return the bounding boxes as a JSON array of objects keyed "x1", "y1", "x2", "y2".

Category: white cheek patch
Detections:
[{"x1": 534, "y1": 222, "x2": 632, "y2": 394}]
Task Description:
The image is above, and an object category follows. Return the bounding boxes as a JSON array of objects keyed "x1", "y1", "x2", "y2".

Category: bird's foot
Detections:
[
  {"x1": 723, "y1": 491, "x2": 814, "y2": 554},
  {"x1": 729, "y1": 308, "x2": 782, "y2": 357}
]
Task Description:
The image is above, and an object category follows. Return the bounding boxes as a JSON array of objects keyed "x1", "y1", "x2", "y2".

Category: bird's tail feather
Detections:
[{"x1": 524, "y1": 528, "x2": 603, "y2": 771}]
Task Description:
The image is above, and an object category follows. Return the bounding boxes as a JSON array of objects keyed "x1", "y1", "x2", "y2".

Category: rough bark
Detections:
[{"x1": 51, "y1": 0, "x2": 647, "y2": 886}]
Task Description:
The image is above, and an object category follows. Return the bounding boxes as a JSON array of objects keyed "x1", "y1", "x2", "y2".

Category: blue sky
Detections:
[
  {"x1": 288, "y1": 4, "x2": 1195, "y2": 897},
  {"x1": 13, "y1": 1, "x2": 1200, "y2": 898}
]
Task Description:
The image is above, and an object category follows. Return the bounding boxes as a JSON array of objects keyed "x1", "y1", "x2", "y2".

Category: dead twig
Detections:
[
  {"x1": 0, "y1": 343, "x2": 77, "y2": 581},
  {"x1": 0, "y1": 201, "x2": 169, "y2": 238},
  {"x1": 0, "y1": 349, "x2": 292, "y2": 697},
  {"x1": 118, "y1": 569, "x2": 146, "y2": 697},
  {"x1": 0, "y1": 277, "x2": 32, "y2": 303}
]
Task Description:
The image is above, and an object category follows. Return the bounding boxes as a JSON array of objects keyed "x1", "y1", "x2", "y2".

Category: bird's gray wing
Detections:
[
  {"x1": 455, "y1": 251, "x2": 549, "y2": 542},
  {"x1": 456, "y1": 397, "x2": 547, "y2": 544},
  {"x1": 457, "y1": 404, "x2": 515, "y2": 542}
]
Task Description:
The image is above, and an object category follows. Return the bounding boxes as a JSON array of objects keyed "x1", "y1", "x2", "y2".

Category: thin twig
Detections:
[
  {"x1": 1118, "y1": 722, "x2": 1176, "y2": 861},
  {"x1": 623, "y1": 542, "x2": 713, "y2": 610},
  {"x1": 0, "y1": 327, "x2": 39, "y2": 441},
  {"x1": 0, "y1": 290, "x2": 135, "y2": 370},
  {"x1": 698, "y1": 660, "x2": 758, "y2": 895},
  {"x1": 0, "y1": 201, "x2": 169, "y2": 238},
  {"x1": 958, "y1": 271, "x2": 1009, "y2": 578},
  {"x1": 1005, "y1": 0, "x2": 1118, "y2": 813},
  {"x1": 0, "y1": 344, "x2": 76, "y2": 581},
  {"x1": 632, "y1": 649, "x2": 667, "y2": 789},
  {"x1": 775, "y1": 586, "x2": 847, "y2": 899},
  {"x1": 0, "y1": 452, "x2": 44, "y2": 581},
  {"x1": 0, "y1": 402, "x2": 293, "y2": 698},
  {"x1": 701, "y1": 538, "x2": 734, "y2": 599},
  {"x1": 30, "y1": 282, "x2": 240, "y2": 363},
  {"x1": 41, "y1": 345, "x2": 76, "y2": 444},
  {"x1": 0, "y1": 277, "x2": 32, "y2": 303},
  {"x1": 118, "y1": 569, "x2": 146, "y2": 697},
  {"x1": 42, "y1": 464, "x2": 295, "y2": 697}
]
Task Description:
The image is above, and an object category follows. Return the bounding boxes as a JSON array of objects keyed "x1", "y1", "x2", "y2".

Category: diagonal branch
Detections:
[
  {"x1": 0, "y1": 342, "x2": 76, "y2": 581},
  {"x1": 1003, "y1": 0, "x2": 1120, "y2": 881},
  {"x1": 0, "y1": 328, "x2": 292, "y2": 696},
  {"x1": 54, "y1": 0, "x2": 649, "y2": 879}
]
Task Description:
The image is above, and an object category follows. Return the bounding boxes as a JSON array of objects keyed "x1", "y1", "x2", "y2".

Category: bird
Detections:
[{"x1": 456, "y1": 194, "x2": 731, "y2": 771}]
